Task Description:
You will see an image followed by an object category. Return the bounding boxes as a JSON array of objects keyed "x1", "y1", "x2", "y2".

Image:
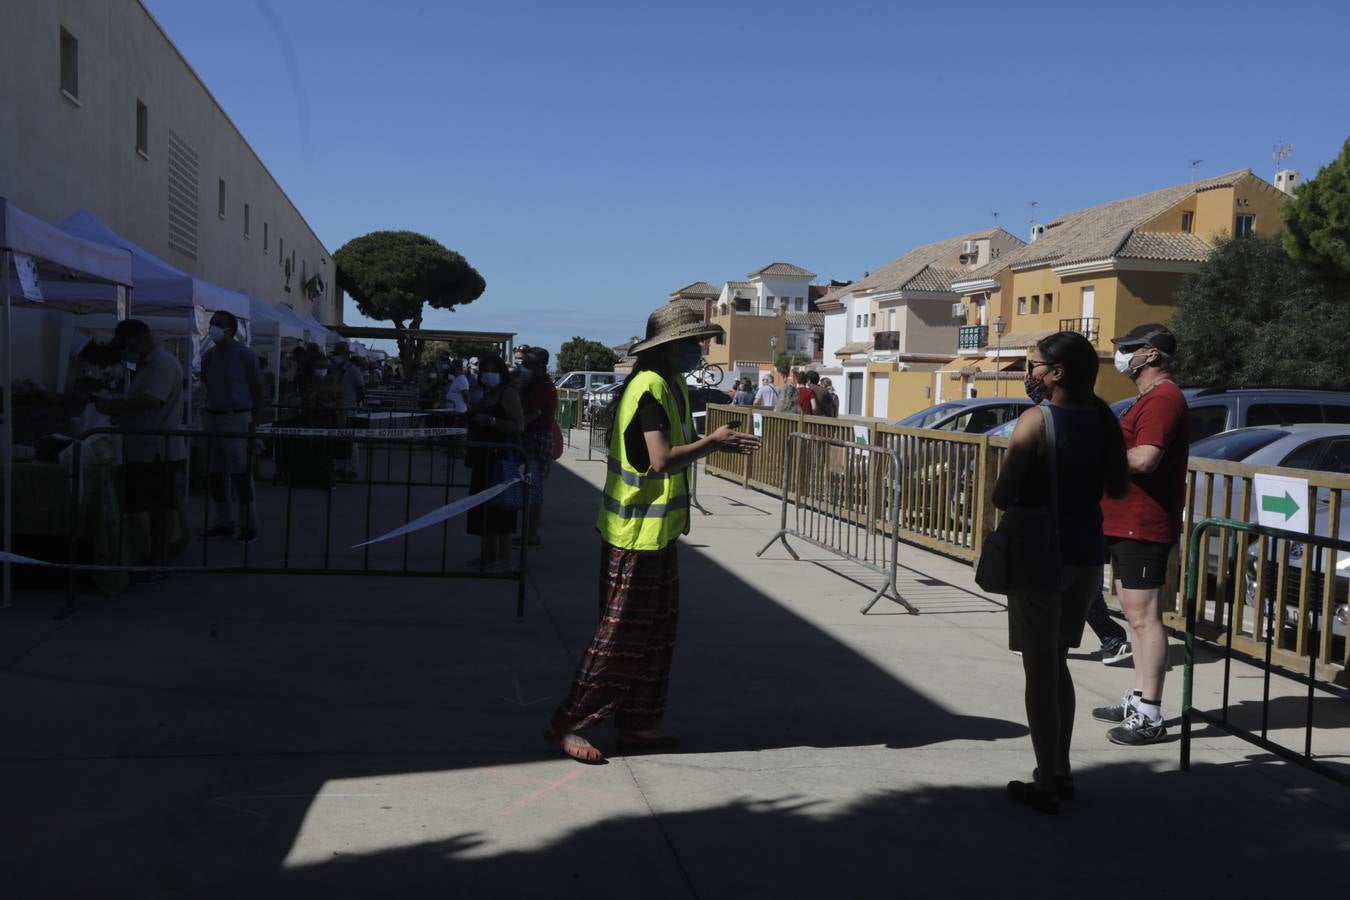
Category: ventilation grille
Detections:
[{"x1": 166, "y1": 129, "x2": 199, "y2": 260}]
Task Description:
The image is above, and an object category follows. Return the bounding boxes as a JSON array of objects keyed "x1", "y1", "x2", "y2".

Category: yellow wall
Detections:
[
  {"x1": 706, "y1": 311, "x2": 785, "y2": 368},
  {"x1": 887, "y1": 370, "x2": 937, "y2": 419}
]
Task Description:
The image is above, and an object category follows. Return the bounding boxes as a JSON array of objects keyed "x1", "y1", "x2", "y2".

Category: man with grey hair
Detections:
[{"x1": 753, "y1": 373, "x2": 779, "y2": 408}]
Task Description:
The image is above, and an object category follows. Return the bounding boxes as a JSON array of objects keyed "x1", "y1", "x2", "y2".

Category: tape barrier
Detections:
[
  {"x1": 259, "y1": 426, "x2": 468, "y2": 439},
  {"x1": 352, "y1": 477, "x2": 523, "y2": 548}
]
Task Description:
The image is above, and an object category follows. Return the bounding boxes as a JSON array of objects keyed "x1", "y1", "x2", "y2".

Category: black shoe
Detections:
[
  {"x1": 207, "y1": 525, "x2": 235, "y2": 538},
  {"x1": 1007, "y1": 780, "x2": 1060, "y2": 815},
  {"x1": 236, "y1": 528, "x2": 258, "y2": 545},
  {"x1": 1032, "y1": 768, "x2": 1075, "y2": 800}
]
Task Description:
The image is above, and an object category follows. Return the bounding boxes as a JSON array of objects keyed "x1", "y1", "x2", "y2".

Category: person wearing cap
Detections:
[
  {"x1": 97, "y1": 319, "x2": 186, "y2": 576},
  {"x1": 1093, "y1": 323, "x2": 1189, "y2": 746},
  {"x1": 200, "y1": 311, "x2": 266, "y2": 543},
  {"x1": 547, "y1": 305, "x2": 760, "y2": 764}
]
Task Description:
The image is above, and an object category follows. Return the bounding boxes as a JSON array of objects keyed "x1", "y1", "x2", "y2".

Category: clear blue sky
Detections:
[{"x1": 146, "y1": 0, "x2": 1350, "y2": 361}]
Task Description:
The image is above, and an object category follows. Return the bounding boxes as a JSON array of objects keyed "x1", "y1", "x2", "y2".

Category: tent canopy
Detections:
[
  {"x1": 1, "y1": 198, "x2": 134, "y2": 297},
  {"x1": 34, "y1": 210, "x2": 250, "y2": 320}
]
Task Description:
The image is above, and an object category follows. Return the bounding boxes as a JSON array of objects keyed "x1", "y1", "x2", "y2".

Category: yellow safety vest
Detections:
[{"x1": 595, "y1": 370, "x2": 692, "y2": 550}]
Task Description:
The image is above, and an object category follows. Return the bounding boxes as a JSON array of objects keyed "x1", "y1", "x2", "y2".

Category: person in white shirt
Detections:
[
  {"x1": 753, "y1": 374, "x2": 780, "y2": 408},
  {"x1": 444, "y1": 359, "x2": 470, "y2": 421}
]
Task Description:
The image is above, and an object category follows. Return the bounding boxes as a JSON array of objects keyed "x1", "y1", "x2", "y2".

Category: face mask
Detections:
[
  {"x1": 669, "y1": 343, "x2": 704, "y2": 373},
  {"x1": 121, "y1": 349, "x2": 141, "y2": 368},
  {"x1": 314, "y1": 367, "x2": 329, "y2": 377},
  {"x1": 480, "y1": 372, "x2": 502, "y2": 388},
  {"x1": 1023, "y1": 369, "x2": 1049, "y2": 404},
  {"x1": 1114, "y1": 348, "x2": 1143, "y2": 377},
  {"x1": 208, "y1": 325, "x2": 227, "y2": 344}
]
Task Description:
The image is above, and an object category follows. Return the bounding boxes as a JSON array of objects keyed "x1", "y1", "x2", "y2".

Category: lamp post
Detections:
[
  {"x1": 769, "y1": 335, "x2": 778, "y2": 383},
  {"x1": 994, "y1": 315, "x2": 1007, "y2": 397}
]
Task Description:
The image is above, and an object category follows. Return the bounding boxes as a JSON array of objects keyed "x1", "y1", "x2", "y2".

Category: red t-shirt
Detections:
[
  {"x1": 1101, "y1": 380, "x2": 1190, "y2": 544},
  {"x1": 798, "y1": 386, "x2": 816, "y2": 416}
]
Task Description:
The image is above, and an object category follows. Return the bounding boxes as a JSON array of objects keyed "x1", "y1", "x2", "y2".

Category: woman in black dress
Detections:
[{"x1": 466, "y1": 355, "x2": 524, "y2": 571}]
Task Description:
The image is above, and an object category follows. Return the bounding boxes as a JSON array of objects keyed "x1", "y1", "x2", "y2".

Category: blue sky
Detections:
[{"x1": 145, "y1": 0, "x2": 1350, "y2": 360}]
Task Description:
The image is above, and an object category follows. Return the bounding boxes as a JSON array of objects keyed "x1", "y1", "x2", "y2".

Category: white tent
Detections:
[
  {"x1": 249, "y1": 295, "x2": 305, "y2": 407},
  {"x1": 293, "y1": 306, "x2": 338, "y2": 346},
  {"x1": 1, "y1": 198, "x2": 135, "y2": 608}
]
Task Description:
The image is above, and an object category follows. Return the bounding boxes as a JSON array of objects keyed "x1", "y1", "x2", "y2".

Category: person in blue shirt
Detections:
[{"x1": 200, "y1": 311, "x2": 265, "y2": 543}]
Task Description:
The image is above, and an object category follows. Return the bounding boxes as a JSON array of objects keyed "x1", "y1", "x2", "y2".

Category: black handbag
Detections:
[{"x1": 974, "y1": 406, "x2": 1062, "y2": 595}]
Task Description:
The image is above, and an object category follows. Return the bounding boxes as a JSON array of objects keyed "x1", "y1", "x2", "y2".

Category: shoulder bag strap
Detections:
[{"x1": 1040, "y1": 402, "x2": 1059, "y2": 529}]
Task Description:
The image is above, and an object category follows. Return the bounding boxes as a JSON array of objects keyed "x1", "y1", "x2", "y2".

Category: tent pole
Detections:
[{"x1": 3, "y1": 250, "x2": 13, "y2": 608}]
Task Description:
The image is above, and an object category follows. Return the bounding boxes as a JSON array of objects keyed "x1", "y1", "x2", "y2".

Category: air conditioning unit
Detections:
[
  {"x1": 951, "y1": 302, "x2": 967, "y2": 319},
  {"x1": 961, "y1": 240, "x2": 979, "y2": 255}
]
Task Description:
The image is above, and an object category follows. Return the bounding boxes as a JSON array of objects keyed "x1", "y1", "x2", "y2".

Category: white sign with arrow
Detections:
[{"x1": 1253, "y1": 472, "x2": 1309, "y2": 533}]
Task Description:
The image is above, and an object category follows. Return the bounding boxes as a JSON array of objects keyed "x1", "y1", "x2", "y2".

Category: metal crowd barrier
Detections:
[
  {"x1": 1181, "y1": 517, "x2": 1350, "y2": 788},
  {"x1": 53, "y1": 425, "x2": 533, "y2": 616},
  {"x1": 757, "y1": 431, "x2": 915, "y2": 615}
]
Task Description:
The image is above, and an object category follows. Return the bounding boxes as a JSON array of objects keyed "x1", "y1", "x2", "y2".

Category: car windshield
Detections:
[
  {"x1": 1190, "y1": 428, "x2": 1289, "y2": 461},
  {"x1": 897, "y1": 403, "x2": 964, "y2": 429}
]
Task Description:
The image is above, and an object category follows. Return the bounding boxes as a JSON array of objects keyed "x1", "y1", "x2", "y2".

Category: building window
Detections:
[
  {"x1": 765, "y1": 295, "x2": 775, "y2": 309},
  {"x1": 1030, "y1": 294, "x2": 1040, "y2": 314},
  {"x1": 243, "y1": 203, "x2": 250, "y2": 237},
  {"x1": 1181, "y1": 210, "x2": 1194, "y2": 233},
  {"x1": 1018, "y1": 296, "x2": 1027, "y2": 315},
  {"x1": 218, "y1": 179, "x2": 226, "y2": 219},
  {"x1": 135, "y1": 101, "x2": 148, "y2": 156},
  {"x1": 263, "y1": 222, "x2": 269, "y2": 252},
  {"x1": 59, "y1": 27, "x2": 79, "y2": 100},
  {"x1": 1235, "y1": 214, "x2": 1256, "y2": 238},
  {"x1": 1044, "y1": 292, "x2": 1053, "y2": 314},
  {"x1": 795, "y1": 297, "x2": 804, "y2": 310}
]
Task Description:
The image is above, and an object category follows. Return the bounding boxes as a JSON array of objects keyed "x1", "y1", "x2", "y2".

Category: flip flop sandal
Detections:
[{"x1": 543, "y1": 729, "x2": 606, "y2": 765}]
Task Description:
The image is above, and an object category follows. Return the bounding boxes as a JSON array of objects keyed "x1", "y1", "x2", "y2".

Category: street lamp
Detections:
[
  {"x1": 769, "y1": 334, "x2": 778, "y2": 375},
  {"x1": 994, "y1": 315, "x2": 1007, "y2": 397}
]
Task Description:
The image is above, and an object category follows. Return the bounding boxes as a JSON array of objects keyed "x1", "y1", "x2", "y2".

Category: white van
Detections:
[{"x1": 554, "y1": 371, "x2": 619, "y2": 392}]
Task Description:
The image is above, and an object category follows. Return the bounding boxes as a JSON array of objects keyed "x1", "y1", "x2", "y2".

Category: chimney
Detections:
[
  {"x1": 1275, "y1": 169, "x2": 1301, "y2": 196},
  {"x1": 1028, "y1": 223, "x2": 1047, "y2": 243}
]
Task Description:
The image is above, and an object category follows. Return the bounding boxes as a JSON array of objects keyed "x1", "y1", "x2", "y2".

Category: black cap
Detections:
[{"x1": 1110, "y1": 323, "x2": 1176, "y2": 355}]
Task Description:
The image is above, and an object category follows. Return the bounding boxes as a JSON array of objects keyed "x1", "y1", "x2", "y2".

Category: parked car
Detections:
[
  {"x1": 555, "y1": 371, "x2": 619, "y2": 392},
  {"x1": 1172, "y1": 387, "x2": 1350, "y2": 442},
  {"x1": 894, "y1": 398, "x2": 1033, "y2": 434},
  {"x1": 986, "y1": 397, "x2": 1136, "y2": 440},
  {"x1": 1188, "y1": 424, "x2": 1350, "y2": 649}
]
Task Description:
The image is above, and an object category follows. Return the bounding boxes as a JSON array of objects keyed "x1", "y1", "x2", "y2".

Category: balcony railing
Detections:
[
  {"x1": 958, "y1": 325, "x2": 989, "y2": 350},
  {"x1": 873, "y1": 330, "x2": 900, "y2": 351},
  {"x1": 1060, "y1": 317, "x2": 1100, "y2": 342}
]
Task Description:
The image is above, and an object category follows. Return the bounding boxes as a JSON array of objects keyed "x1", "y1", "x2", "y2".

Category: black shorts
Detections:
[
  {"x1": 1107, "y1": 538, "x2": 1172, "y2": 590},
  {"x1": 125, "y1": 460, "x2": 183, "y2": 514}
]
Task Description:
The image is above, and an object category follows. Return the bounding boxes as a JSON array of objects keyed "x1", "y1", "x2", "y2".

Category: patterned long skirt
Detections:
[{"x1": 550, "y1": 541, "x2": 680, "y2": 734}]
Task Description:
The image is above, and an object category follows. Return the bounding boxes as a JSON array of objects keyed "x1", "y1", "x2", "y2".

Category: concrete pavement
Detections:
[{"x1": 1, "y1": 430, "x2": 1347, "y2": 898}]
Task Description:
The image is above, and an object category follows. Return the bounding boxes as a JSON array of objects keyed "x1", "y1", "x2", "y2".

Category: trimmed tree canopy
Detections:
[
  {"x1": 1169, "y1": 234, "x2": 1350, "y2": 389},
  {"x1": 334, "y1": 230, "x2": 486, "y2": 369},
  {"x1": 557, "y1": 337, "x2": 619, "y2": 374},
  {"x1": 1282, "y1": 137, "x2": 1350, "y2": 284}
]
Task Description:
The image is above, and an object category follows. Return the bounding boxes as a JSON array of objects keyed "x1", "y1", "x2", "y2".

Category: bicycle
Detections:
[{"x1": 691, "y1": 358, "x2": 724, "y2": 388}]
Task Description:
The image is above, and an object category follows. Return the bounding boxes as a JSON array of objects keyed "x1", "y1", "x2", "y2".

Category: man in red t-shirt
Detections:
[
  {"x1": 795, "y1": 369, "x2": 816, "y2": 417},
  {"x1": 1093, "y1": 324, "x2": 1189, "y2": 746}
]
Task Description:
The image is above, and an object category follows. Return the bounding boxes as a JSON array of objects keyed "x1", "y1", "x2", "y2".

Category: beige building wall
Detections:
[
  {"x1": 0, "y1": 0, "x2": 337, "y2": 323},
  {"x1": 707, "y1": 310, "x2": 784, "y2": 369}
]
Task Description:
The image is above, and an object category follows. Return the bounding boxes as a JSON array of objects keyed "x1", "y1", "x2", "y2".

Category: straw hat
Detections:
[{"x1": 629, "y1": 304, "x2": 725, "y2": 354}]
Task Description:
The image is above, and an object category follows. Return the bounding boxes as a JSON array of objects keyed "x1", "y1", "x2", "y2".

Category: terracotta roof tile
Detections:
[
  {"x1": 844, "y1": 228, "x2": 1024, "y2": 297},
  {"x1": 786, "y1": 311, "x2": 825, "y2": 327},
  {"x1": 671, "y1": 281, "x2": 720, "y2": 297},
  {"x1": 834, "y1": 340, "x2": 872, "y2": 356},
  {"x1": 747, "y1": 262, "x2": 817, "y2": 279},
  {"x1": 1116, "y1": 231, "x2": 1213, "y2": 262}
]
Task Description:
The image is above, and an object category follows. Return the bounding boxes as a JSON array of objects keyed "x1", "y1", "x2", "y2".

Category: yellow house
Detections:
[{"x1": 946, "y1": 169, "x2": 1292, "y2": 402}]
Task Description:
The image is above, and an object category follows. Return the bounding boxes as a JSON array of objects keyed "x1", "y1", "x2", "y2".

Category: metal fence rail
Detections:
[
  {"x1": 756, "y1": 431, "x2": 915, "y2": 615},
  {"x1": 1181, "y1": 517, "x2": 1350, "y2": 788},
  {"x1": 52, "y1": 425, "x2": 533, "y2": 616}
]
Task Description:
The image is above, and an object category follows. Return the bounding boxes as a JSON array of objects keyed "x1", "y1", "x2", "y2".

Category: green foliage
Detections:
[
  {"x1": 334, "y1": 230, "x2": 486, "y2": 370},
  {"x1": 775, "y1": 352, "x2": 810, "y2": 373},
  {"x1": 1282, "y1": 137, "x2": 1350, "y2": 283},
  {"x1": 1170, "y1": 235, "x2": 1350, "y2": 388},
  {"x1": 557, "y1": 337, "x2": 619, "y2": 374}
]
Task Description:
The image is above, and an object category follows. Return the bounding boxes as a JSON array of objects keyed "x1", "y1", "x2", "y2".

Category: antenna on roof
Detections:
[{"x1": 1272, "y1": 142, "x2": 1295, "y2": 175}]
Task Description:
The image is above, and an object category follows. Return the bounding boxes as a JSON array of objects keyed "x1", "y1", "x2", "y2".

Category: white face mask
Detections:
[
  {"x1": 208, "y1": 325, "x2": 227, "y2": 344},
  {"x1": 480, "y1": 372, "x2": 502, "y2": 388},
  {"x1": 1114, "y1": 347, "x2": 1144, "y2": 377},
  {"x1": 314, "y1": 367, "x2": 329, "y2": 378}
]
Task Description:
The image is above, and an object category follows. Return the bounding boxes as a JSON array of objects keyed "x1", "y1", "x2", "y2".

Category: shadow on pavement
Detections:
[{"x1": 2, "y1": 464, "x2": 1343, "y2": 898}]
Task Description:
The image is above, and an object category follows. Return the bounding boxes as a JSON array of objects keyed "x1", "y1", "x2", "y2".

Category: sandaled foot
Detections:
[
  {"x1": 616, "y1": 731, "x2": 681, "y2": 751},
  {"x1": 546, "y1": 729, "x2": 606, "y2": 764}
]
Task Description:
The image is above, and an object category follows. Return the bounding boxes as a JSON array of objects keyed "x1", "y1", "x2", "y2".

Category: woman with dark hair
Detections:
[
  {"x1": 991, "y1": 331, "x2": 1128, "y2": 814},
  {"x1": 466, "y1": 354, "x2": 524, "y2": 571},
  {"x1": 547, "y1": 306, "x2": 759, "y2": 764}
]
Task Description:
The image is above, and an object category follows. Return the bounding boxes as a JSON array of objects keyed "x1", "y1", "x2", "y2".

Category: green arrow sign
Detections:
[{"x1": 1260, "y1": 490, "x2": 1300, "y2": 522}]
